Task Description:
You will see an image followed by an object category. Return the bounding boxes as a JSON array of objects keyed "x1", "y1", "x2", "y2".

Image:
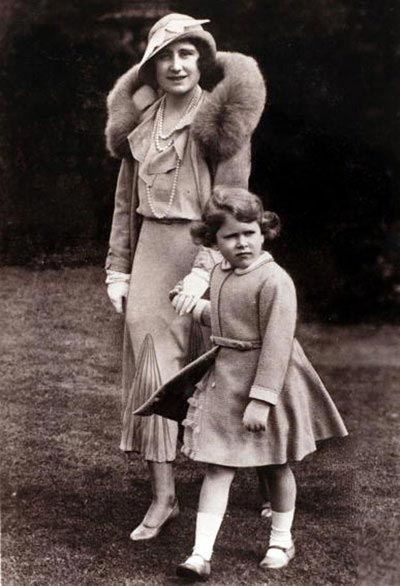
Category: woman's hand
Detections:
[
  {"x1": 242, "y1": 400, "x2": 270, "y2": 432},
  {"x1": 107, "y1": 282, "x2": 129, "y2": 314}
]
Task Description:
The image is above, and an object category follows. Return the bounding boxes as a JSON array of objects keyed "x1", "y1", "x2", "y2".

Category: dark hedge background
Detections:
[{"x1": 0, "y1": 0, "x2": 399, "y2": 320}]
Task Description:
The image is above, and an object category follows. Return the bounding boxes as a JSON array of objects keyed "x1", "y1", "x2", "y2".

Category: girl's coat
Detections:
[{"x1": 182, "y1": 254, "x2": 348, "y2": 467}]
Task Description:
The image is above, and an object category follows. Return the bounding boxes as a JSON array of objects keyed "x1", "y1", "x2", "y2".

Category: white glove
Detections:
[
  {"x1": 171, "y1": 268, "x2": 209, "y2": 316},
  {"x1": 106, "y1": 271, "x2": 130, "y2": 314}
]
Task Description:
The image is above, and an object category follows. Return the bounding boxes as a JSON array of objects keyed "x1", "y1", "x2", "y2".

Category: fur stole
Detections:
[{"x1": 105, "y1": 51, "x2": 267, "y2": 161}]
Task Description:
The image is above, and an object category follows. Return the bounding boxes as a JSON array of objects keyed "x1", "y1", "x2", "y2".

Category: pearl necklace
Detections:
[
  {"x1": 145, "y1": 157, "x2": 182, "y2": 219},
  {"x1": 154, "y1": 87, "x2": 202, "y2": 153},
  {"x1": 145, "y1": 89, "x2": 202, "y2": 219}
]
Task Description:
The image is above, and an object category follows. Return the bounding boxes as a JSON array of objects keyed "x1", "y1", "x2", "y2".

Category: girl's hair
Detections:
[
  {"x1": 191, "y1": 186, "x2": 281, "y2": 247},
  {"x1": 139, "y1": 37, "x2": 222, "y2": 90}
]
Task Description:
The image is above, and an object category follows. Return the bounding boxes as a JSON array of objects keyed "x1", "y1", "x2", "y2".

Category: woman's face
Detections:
[
  {"x1": 216, "y1": 214, "x2": 265, "y2": 270},
  {"x1": 154, "y1": 41, "x2": 201, "y2": 96}
]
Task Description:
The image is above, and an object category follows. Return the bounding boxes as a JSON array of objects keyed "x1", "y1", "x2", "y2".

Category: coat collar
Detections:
[
  {"x1": 105, "y1": 51, "x2": 266, "y2": 161},
  {"x1": 220, "y1": 251, "x2": 274, "y2": 275}
]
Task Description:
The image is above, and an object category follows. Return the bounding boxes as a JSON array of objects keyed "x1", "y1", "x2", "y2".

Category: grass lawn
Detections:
[{"x1": 1, "y1": 267, "x2": 399, "y2": 585}]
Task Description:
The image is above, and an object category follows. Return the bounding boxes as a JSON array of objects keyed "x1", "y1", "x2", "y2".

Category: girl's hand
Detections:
[
  {"x1": 170, "y1": 269, "x2": 209, "y2": 316},
  {"x1": 242, "y1": 400, "x2": 270, "y2": 432},
  {"x1": 169, "y1": 281, "x2": 183, "y2": 301},
  {"x1": 171, "y1": 292, "x2": 197, "y2": 316}
]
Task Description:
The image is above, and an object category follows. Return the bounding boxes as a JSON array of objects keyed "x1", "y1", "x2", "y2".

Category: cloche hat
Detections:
[{"x1": 138, "y1": 13, "x2": 217, "y2": 76}]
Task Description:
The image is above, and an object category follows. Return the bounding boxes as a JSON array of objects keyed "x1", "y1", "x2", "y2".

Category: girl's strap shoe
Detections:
[
  {"x1": 176, "y1": 554, "x2": 211, "y2": 581},
  {"x1": 259, "y1": 543, "x2": 295, "y2": 569}
]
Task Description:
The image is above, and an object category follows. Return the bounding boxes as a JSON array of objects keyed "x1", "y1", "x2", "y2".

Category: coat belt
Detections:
[{"x1": 210, "y1": 335, "x2": 262, "y2": 350}]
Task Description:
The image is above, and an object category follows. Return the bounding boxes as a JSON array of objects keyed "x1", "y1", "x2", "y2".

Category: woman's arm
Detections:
[{"x1": 105, "y1": 158, "x2": 137, "y2": 274}]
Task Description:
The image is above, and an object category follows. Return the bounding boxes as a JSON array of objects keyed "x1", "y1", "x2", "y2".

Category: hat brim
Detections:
[{"x1": 132, "y1": 345, "x2": 219, "y2": 422}]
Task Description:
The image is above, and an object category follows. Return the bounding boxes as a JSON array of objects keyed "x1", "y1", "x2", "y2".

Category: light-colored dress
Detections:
[{"x1": 182, "y1": 253, "x2": 348, "y2": 467}]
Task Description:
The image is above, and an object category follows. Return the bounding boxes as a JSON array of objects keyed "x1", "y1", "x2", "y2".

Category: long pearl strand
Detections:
[
  {"x1": 145, "y1": 158, "x2": 182, "y2": 219},
  {"x1": 145, "y1": 88, "x2": 202, "y2": 219},
  {"x1": 158, "y1": 86, "x2": 202, "y2": 140},
  {"x1": 154, "y1": 87, "x2": 202, "y2": 153}
]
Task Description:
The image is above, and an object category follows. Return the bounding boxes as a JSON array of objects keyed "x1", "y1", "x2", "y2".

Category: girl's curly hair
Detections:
[{"x1": 191, "y1": 186, "x2": 281, "y2": 247}]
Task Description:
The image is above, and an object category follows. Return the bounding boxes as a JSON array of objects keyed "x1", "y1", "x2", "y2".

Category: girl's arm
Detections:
[
  {"x1": 248, "y1": 270, "x2": 297, "y2": 406},
  {"x1": 192, "y1": 299, "x2": 211, "y2": 327}
]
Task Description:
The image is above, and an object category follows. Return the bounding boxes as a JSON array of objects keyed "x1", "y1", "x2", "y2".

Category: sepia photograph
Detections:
[{"x1": 1, "y1": 1, "x2": 399, "y2": 584}]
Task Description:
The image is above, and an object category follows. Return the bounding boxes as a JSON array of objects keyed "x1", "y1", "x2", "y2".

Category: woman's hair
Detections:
[
  {"x1": 139, "y1": 36, "x2": 222, "y2": 90},
  {"x1": 191, "y1": 186, "x2": 281, "y2": 247}
]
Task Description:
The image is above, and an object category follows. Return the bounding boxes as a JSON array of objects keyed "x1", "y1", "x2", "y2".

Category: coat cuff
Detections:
[
  {"x1": 105, "y1": 270, "x2": 131, "y2": 285},
  {"x1": 249, "y1": 385, "x2": 279, "y2": 405},
  {"x1": 105, "y1": 253, "x2": 131, "y2": 274}
]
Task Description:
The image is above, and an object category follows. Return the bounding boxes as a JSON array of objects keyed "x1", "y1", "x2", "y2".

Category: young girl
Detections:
[{"x1": 171, "y1": 186, "x2": 348, "y2": 581}]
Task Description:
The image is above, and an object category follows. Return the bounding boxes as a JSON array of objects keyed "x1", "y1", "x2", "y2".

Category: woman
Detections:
[{"x1": 105, "y1": 13, "x2": 266, "y2": 541}]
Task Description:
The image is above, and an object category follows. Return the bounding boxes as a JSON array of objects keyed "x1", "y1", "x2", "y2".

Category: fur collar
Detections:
[{"x1": 105, "y1": 51, "x2": 267, "y2": 160}]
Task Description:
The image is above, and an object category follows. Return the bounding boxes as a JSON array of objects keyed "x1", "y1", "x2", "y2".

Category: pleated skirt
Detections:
[{"x1": 120, "y1": 218, "x2": 206, "y2": 461}]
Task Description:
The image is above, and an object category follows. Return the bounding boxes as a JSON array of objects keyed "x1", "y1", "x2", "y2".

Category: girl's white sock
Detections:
[
  {"x1": 269, "y1": 509, "x2": 295, "y2": 549},
  {"x1": 192, "y1": 512, "x2": 224, "y2": 561}
]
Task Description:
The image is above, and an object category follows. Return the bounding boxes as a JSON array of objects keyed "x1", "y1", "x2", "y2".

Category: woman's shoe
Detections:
[
  {"x1": 259, "y1": 543, "x2": 295, "y2": 569},
  {"x1": 176, "y1": 554, "x2": 211, "y2": 581},
  {"x1": 129, "y1": 501, "x2": 179, "y2": 541}
]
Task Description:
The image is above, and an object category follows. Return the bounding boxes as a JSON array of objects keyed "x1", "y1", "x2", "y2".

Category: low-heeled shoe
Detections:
[
  {"x1": 176, "y1": 554, "x2": 211, "y2": 581},
  {"x1": 130, "y1": 501, "x2": 179, "y2": 541},
  {"x1": 259, "y1": 543, "x2": 295, "y2": 569}
]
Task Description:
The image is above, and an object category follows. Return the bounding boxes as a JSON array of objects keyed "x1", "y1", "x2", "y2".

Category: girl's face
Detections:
[
  {"x1": 154, "y1": 41, "x2": 201, "y2": 96},
  {"x1": 216, "y1": 214, "x2": 265, "y2": 269}
]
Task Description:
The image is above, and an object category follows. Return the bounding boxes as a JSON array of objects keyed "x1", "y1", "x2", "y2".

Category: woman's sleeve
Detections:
[
  {"x1": 249, "y1": 271, "x2": 297, "y2": 405},
  {"x1": 105, "y1": 158, "x2": 138, "y2": 274}
]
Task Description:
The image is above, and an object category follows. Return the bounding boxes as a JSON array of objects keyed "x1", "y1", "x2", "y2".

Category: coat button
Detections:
[{"x1": 211, "y1": 382, "x2": 216, "y2": 388}]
